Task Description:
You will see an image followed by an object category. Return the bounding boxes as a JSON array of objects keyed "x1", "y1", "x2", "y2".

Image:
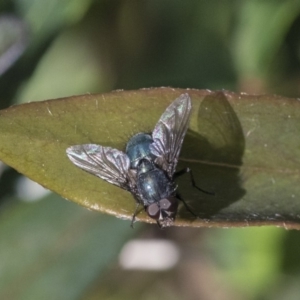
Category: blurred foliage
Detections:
[{"x1": 1, "y1": 1, "x2": 300, "y2": 300}]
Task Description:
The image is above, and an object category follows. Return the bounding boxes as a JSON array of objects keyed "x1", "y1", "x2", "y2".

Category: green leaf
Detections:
[{"x1": 0, "y1": 87, "x2": 299, "y2": 228}]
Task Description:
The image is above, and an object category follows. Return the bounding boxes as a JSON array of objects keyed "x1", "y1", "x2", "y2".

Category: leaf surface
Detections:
[{"x1": 0, "y1": 88, "x2": 299, "y2": 228}]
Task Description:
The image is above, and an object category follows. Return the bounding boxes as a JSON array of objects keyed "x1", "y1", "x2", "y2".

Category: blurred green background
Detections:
[{"x1": 1, "y1": 1, "x2": 300, "y2": 299}]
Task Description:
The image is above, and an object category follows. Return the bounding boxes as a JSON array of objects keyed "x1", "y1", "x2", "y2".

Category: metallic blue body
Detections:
[
  {"x1": 136, "y1": 159, "x2": 175, "y2": 205},
  {"x1": 126, "y1": 133, "x2": 156, "y2": 169}
]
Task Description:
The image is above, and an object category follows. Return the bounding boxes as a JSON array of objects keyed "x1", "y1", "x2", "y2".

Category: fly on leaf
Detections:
[{"x1": 66, "y1": 94, "x2": 212, "y2": 228}]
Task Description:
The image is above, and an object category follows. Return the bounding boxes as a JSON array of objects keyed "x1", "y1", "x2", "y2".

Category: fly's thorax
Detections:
[
  {"x1": 126, "y1": 133, "x2": 156, "y2": 169},
  {"x1": 136, "y1": 158, "x2": 154, "y2": 174}
]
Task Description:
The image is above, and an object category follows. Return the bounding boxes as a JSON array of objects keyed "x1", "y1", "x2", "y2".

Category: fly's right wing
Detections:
[
  {"x1": 150, "y1": 94, "x2": 192, "y2": 177},
  {"x1": 66, "y1": 144, "x2": 135, "y2": 190}
]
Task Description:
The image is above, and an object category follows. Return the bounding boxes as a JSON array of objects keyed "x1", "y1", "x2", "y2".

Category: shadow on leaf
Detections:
[{"x1": 177, "y1": 91, "x2": 246, "y2": 220}]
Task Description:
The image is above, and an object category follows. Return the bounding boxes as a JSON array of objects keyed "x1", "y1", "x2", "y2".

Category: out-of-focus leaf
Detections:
[
  {"x1": 0, "y1": 15, "x2": 29, "y2": 76},
  {"x1": 207, "y1": 227, "x2": 285, "y2": 298},
  {"x1": 0, "y1": 88, "x2": 299, "y2": 228},
  {"x1": 16, "y1": 0, "x2": 92, "y2": 39},
  {"x1": 15, "y1": 27, "x2": 112, "y2": 103},
  {"x1": 233, "y1": 1, "x2": 300, "y2": 79},
  {"x1": 0, "y1": 194, "x2": 137, "y2": 300}
]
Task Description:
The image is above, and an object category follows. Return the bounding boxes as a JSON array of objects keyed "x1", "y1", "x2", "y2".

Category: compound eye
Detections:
[
  {"x1": 160, "y1": 198, "x2": 178, "y2": 211},
  {"x1": 146, "y1": 203, "x2": 160, "y2": 220}
]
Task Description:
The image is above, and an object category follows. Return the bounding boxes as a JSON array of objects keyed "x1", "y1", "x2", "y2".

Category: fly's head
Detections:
[{"x1": 146, "y1": 197, "x2": 178, "y2": 228}]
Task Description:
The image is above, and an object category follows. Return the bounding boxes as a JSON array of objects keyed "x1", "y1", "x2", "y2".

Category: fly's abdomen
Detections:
[
  {"x1": 137, "y1": 169, "x2": 173, "y2": 205},
  {"x1": 126, "y1": 133, "x2": 156, "y2": 169}
]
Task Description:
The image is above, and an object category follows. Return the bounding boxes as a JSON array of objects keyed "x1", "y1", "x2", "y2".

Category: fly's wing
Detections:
[
  {"x1": 150, "y1": 93, "x2": 192, "y2": 177},
  {"x1": 66, "y1": 144, "x2": 135, "y2": 190}
]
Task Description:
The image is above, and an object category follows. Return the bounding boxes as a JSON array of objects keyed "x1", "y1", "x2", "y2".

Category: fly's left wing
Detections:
[
  {"x1": 150, "y1": 93, "x2": 192, "y2": 177},
  {"x1": 66, "y1": 144, "x2": 135, "y2": 190}
]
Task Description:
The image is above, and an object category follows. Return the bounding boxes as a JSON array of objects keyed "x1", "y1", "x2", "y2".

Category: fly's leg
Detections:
[
  {"x1": 174, "y1": 168, "x2": 214, "y2": 195},
  {"x1": 176, "y1": 192, "x2": 198, "y2": 217},
  {"x1": 130, "y1": 203, "x2": 141, "y2": 228},
  {"x1": 156, "y1": 221, "x2": 162, "y2": 228},
  {"x1": 131, "y1": 203, "x2": 163, "y2": 228}
]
